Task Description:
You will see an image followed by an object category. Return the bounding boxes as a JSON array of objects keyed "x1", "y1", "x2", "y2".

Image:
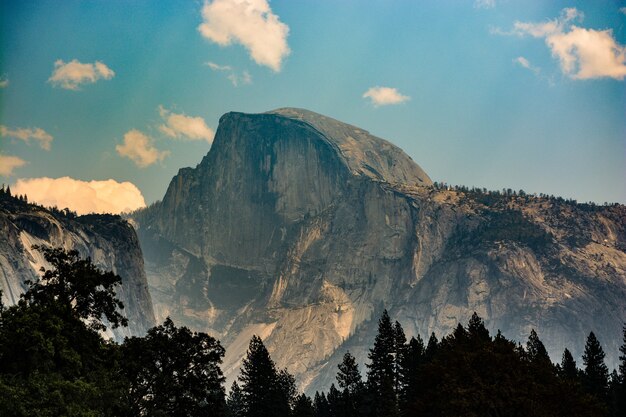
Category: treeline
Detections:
[
  {"x1": 430, "y1": 181, "x2": 621, "y2": 209},
  {"x1": 1, "y1": 248, "x2": 626, "y2": 416},
  {"x1": 1, "y1": 184, "x2": 79, "y2": 218}
]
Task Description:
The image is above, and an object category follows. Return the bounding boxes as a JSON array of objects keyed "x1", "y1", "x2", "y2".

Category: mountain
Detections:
[
  {"x1": 132, "y1": 108, "x2": 626, "y2": 393},
  {"x1": 0, "y1": 193, "x2": 155, "y2": 338}
]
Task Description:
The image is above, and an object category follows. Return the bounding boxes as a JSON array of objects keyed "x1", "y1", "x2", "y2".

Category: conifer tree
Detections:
[
  {"x1": 399, "y1": 335, "x2": 424, "y2": 415},
  {"x1": 292, "y1": 394, "x2": 315, "y2": 417},
  {"x1": 526, "y1": 329, "x2": 551, "y2": 364},
  {"x1": 467, "y1": 312, "x2": 490, "y2": 343},
  {"x1": 227, "y1": 381, "x2": 245, "y2": 417},
  {"x1": 559, "y1": 348, "x2": 578, "y2": 381},
  {"x1": 367, "y1": 310, "x2": 399, "y2": 417},
  {"x1": 618, "y1": 324, "x2": 626, "y2": 416},
  {"x1": 393, "y1": 321, "x2": 407, "y2": 395},
  {"x1": 582, "y1": 332, "x2": 609, "y2": 400},
  {"x1": 337, "y1": 351, "x2": 364, "y2": 416},
  {"x1": 313, "y1": 391, "x2": 330, "y2": 417},
  {"x1": 424, "y1": 332, "x2": 438, "y2": 361},
  {"x1": 238, "y1": 335, "x2": 284, "y2": 417},
  {"x1": 326, "y1": 383, "x2": 343, "y2": 417}
]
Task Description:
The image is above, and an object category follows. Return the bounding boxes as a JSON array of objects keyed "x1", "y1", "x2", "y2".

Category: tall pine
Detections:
[
  {"x1": 366, "y1": 310, "x2": 398, "y2": 417},
  {"x1": 582, "y1": 331, "x2": 609, "y2": 401}
]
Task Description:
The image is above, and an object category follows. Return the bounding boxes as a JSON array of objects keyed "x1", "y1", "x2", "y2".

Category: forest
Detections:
[{"x1": 0, "y1": 247, "x2": 625, "y2": 417}]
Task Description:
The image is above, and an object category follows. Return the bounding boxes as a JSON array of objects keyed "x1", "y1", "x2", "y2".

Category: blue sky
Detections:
[{"x1": 1, "y1": 0, "x2": 625, "y2": 212}]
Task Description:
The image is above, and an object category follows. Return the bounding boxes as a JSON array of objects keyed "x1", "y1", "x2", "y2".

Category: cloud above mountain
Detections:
[
  {"x1": 48, "y1": 59, "x2": 115, "y2": 90},
  {"x1": 116, "y1": 129, "x2": 169, "y2": 168},
  {"x1": 12, "y1": 177, "x2": 146, "y2": 215},
  {"x1": 0, "y1": 155, "x2": 26, "y2": 177},
  {"x1": 505, "y1": 8, "x2": 626, "y2": 80},
  {"x1": 158, "y1": 106, "x2": 215, "y2": 143},
  {"x1": 198, "y1": 0, "x2": 290, "y2": 72},
  {"x1": 1, "y1": 125, "x2": 53, "y2": 150},
  {"x1": 363, "y1": 86, "x2": 410, "y2": 107}
]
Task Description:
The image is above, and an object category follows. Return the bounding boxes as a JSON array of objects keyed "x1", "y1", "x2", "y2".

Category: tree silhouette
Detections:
[{"x1": 582, "y1": 332, "x2": 609, "y2": 401}]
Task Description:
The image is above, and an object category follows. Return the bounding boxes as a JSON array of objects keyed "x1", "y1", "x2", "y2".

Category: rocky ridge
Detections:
[
  {"x1": 132, "y1": 108, "x2": 626, "y2": 393},
  {"x1": 0, "y1": 195, "x2": 156, "y2": 338}
]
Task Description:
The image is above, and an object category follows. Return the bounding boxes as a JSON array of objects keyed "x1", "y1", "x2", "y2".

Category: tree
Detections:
[
  {"x1": 366, "y1": 310, "x2": 398, "y2": 417},
  {"x1": 467, "y1": 312, "x2": 490, "y2": 343},
  {"x1": 121, "y1": 317, "x2": 226, "y2": 417},
  {"x1": 559, "y1": 348, "x2": 578, "y2": 381},
  {"x1": 526, "y1": 329, "x2": 551, "y2": 365},
  {"x1": 292, "y1": 394, "x2": 315, "y2": 417},
  {"x1": 336, "y1": 351, "x2": 364, "y2": 416},
  {"x1": 398, "y1": 335, "x2": 424, "y2": 416},
  {"x1": 582, "y1": 332, "x2": 609, "y2": 401},
  {"x1": 24, "y1": 245, "x2": 127, "y2": 331},
  {"x1": 0, "y1": 247, "x2": 128, "y2": 416},
  {"x1": 393, "y1": 321, "x2": 407, "y2": 395},
  {"x1": 313, "y1": 391, "x2": 330, "y2": 417},
  {"x1": 618, "y1": 324, "x2": 626, "y2": 416},
  {"x1": 227, "y1": 381, "x2": 245, "y2": 417},
  {"x1": 238, "y1": 335, "x2": 290, "y2": 417}
]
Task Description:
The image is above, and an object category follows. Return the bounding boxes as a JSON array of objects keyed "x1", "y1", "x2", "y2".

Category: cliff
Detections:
[
  {"x1": 0, "y1": 195, "x2": 156, "y2": 338},
  {"x1": 132, "y1": 108, "x2": 626, "y2": 393}
]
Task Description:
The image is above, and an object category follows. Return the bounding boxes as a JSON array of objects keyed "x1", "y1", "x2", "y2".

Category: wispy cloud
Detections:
[
  {"x1": 363, "y1": 86, "x2": 410, "y2": 107},
  {"x1": 474, "y1": 0, "x2": 495, "y2": 10},
  {"x1": 620, "y1": 7, "x2": 626, "y2": 16},
  {"x1": 198, "y1": 0, "x2": 290, "y2": 72},
  {"x1": 499, "y1": 8, "x2": 626, "y2": 80},
  {"x1": 205, "y1": 61, "x2": 252, "y2": 86},
  {"x1": 206, "y1": 61, "x2": 233, "y2": 71},
  {"x1": 1, "y1": 125, "x2": 53, "y2": 150},
  {"x1": 513, "y1": 56, "x2": 540, "y2": 75},
  {"x1": 13, "y1": 177, "x2": 146, "y2": 215},
  {"x1": 158, "y1": 106, "x2": 215, "y2": 143},
  {"x1": 116, "y1": 129, "x2": 169, "y2": 168},
  {"x1": 48, "y1": 59, "x2": 115, "y2": 90},
  {"x1": 0, "y1": 75, "x2": 8, "y2": 88},
  {"x1": 0, "y1": 155, "x2": 26, "y2": 177}
]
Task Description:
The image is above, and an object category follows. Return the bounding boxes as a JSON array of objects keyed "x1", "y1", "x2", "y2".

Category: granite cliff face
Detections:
[
  {"x1": 133, "y1": 108, "x2": 626, "y2": 393},
  {"x1": 0, "y1": 196, "x2": 155, "y2": 338}
]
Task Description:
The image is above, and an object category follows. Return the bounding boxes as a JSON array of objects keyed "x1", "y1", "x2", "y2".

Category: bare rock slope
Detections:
[
  {"x1": 0, "y1": 196, "x2": 155, "y2": 338},
  {"x1": 133, "y1": 108, "x2": 626, "y2": 393}
]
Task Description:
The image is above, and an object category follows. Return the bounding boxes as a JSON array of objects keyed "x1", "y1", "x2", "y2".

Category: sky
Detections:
[{"x1": 1, "y1": 0, "x2": 625, "y2": 214}]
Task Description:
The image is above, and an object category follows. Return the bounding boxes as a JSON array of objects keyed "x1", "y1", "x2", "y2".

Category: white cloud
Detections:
[
  {"x1": 1, "y1": 125, "x2": 53, "y2": 150},
  {"x1": 363, "y1": 86, "x2": 410, "y2": 107},
  {"x1": 48, "y1": 59, "x2": 115, "y2": 90},
  {"x1": 0, "y1": 75, "x2": 8, "y2": 88},
  {"x1": 0, "y1": 155, "x2": 26, "y2": 177},
  {"x1": 116, "y1": 129, "x2": 169, "y2": 168},
  {"x1": 158, "y1": 106, "x2": 215, "y2": 143},
  {"x1": 474, "y1": 0, "x2": 495, "y2": 9},
  {"x1": 206, "y1": 61, "x2": 252, "y2": 86},
  {"x1": 619, "y1": 7, "x2": 626, "y2": 16},
  {"x1": 513, "y1": 56, "x2": 540, "y2": 75},
  {"x1": 12, "y1": 177, "x2": 146, "y2": 215},
  {"x1": 508, "y1": 8, "x2": 626, "y2": 80},
  {"x1": 206, "y1": 61, "x2": 233, "y2": 71},
  {"x1": 198, "y1": 0, "x2": 290, "y2": 72}
]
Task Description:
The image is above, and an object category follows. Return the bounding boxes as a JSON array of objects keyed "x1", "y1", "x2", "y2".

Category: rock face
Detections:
[
  {"x1": 0, "y1": 195, "x2": 155, "y2": 338},
  {"x1": 133, "y1": 108, "x2": 626, "y2": 393}
]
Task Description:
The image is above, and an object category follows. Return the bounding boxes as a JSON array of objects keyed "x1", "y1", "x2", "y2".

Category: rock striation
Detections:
[
  {"x1": 132, "y1": 108, "x2": 626, "y2": 393},
  {"x1": 0, "y1": 195, "x2": 155, "y2": 338}
]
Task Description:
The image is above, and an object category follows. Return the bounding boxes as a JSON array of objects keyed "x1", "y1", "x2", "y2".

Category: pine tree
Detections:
[
  {"x1": 227, "y1": 381, "x2": 245, "y2": 417},
  {"x1": 238, "y1": 335, "x2": 283, "y2": 417},
  {"x1": 326, "y1": 383, "x2": 343, "y2": 417},
  {"x1": 313, "y1": 391, "x2": 330, "y2": 417},
  {"x1": 366, "y1": 310, "x2": 398, "y2": 417},
  {"x1": 467, "y1": 312, "x2": 490, "y2": 343},
  {"x1": 337, "y1": 351, "x2": 364, "y2": 416},
  {"x1": 399, "y1": 335, "x2": 424, "y2": 416},
  {"x1": 292, "y1": 394, "x2": 315, "y2": 417},
  {"x1": 393, "y1": 321, "x2": 407, "y2": 395},
  {"x1": 5, "y1": 185, "x2": 11, "y2": 197},
  {"x1": 526, "y1": 329, "x2": 551, "y2": 364},
  {"x1": 559, "y1": 348, "x2": 578, "y2": 380},
  {"x1": 618, "y1": 324, "x2": 626, "y2": 416},
  {"x1": 582, "y1": 331, "x2": 609, "y2": 400}
]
